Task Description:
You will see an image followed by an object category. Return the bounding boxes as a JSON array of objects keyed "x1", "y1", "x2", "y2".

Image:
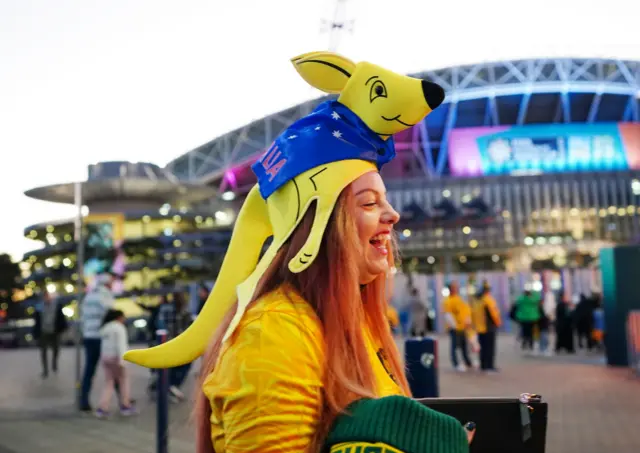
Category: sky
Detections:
[{"x1": 2, "y1": 0, "x2": 640, "y2": 261}]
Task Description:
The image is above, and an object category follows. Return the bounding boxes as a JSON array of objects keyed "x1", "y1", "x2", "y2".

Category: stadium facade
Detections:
[
  {"x1": 18, "y1": 161, "x2": 232, "y2": 323},
  {"x1": 165, "y1": 58, "x2": 640, "y2": 275}
]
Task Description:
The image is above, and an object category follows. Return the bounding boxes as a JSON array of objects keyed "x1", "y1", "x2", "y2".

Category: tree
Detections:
[{"x1": 0, "y1": 254, "x2": 23, "y2": 304}]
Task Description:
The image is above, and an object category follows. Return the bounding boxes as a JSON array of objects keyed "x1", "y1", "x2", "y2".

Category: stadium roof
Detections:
[
  {"x1": 25, "y1": 160, "x2": 217, "y2": 206},
  {"x1": 166, "y1": 58, "x2": 640, "y2": 184}
]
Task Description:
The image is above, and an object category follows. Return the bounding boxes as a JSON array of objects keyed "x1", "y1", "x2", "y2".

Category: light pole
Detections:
[{"x1": 73, "y1": 182, "x2": 85, "y2": 410}]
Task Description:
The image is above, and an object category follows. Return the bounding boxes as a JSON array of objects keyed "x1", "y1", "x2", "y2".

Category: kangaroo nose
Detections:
[{"x1": 422, "y1": 80, "x2": 445, "y2": 110}]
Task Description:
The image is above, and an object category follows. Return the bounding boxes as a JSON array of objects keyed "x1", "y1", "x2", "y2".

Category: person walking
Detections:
[
  {"x1": 95, "y1": 309, "x2": 136, "y2": 418},
  {"x1": 442, "y1": 281, "x2": 473, "y2": 372},
  {"x1": 79, "y1": 273, "x2": 115, "y2": 412},
  {"x1": 574, "y1": 294, "x2": 595, "y2": 351},
  {"x1": 515, "y1": 289, "x2": 541, "y2": 353},
  {"x1": 155, "y1": 292, "x2": 193, "y2": 402},
  {"x1": 408, "y1": 287, "x2": 428, "y2": 337},
  {"x1": 471, "y1": 282, "x2": 502, "y2": 372},
  {"x1": 33, "y1": 290, "x2": 68, "y2": 378},
  {"x1": 555, "y1": 296, "x2": 576, "y2": 354}
]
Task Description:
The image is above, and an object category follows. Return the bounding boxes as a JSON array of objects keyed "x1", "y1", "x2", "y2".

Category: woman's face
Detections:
[{"x1": 351, "y1": 171, "x2": 399, "y2": 285}]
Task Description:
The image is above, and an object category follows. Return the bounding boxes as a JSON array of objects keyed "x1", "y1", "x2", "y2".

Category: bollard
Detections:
[
  {"x1": 627, "y1": 311, "x2": 640, "y2": 376},
  {"x1": 405, "y1": 336, "x2": 439, "y2": 398},
  {"x1": 156, "y1": 329, "x2": 169, "y2": 453}
]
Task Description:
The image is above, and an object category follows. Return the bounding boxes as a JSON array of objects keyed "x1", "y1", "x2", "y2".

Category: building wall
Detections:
[{"x1": 388, "y1": 170, "x2": 640, "y2": 257}]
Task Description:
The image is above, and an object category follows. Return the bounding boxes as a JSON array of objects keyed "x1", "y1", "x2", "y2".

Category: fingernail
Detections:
[{"x1": 465, "y1": 421, "x2": 476, "y2": 431}]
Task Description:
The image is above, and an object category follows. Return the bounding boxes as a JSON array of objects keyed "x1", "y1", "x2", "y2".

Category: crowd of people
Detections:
[
  {"x1": 391, "y1": 280, "x2": 606, "y2": 373},
  {"x1": 513, "y1": 290, "x2": 605, "y2": 356},
  {"x1": 32, "y1": 272, "x2": 212, "y2": 418},
  {"x1": 33, "y1": 271, "x2": 606, "y2": 398}
]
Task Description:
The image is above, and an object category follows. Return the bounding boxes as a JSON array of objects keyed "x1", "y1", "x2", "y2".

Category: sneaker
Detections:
[
  {"x1": 80, "y1": 404, "x2": 93, "y2": 413},
  {"x1": 455, "y1": 364, "x2": 467, "y2": 372},
  {"x1": 169, "y1": 385, "x2": 185, "y2": 400},
  {"x1": 119, "y1": 398, "x2": 137, "y2": 411},
  {"x1": 95, "y1": 408, "x2": 109, "y2": 419},
  {"x1": 120, "y1": 405, "x2": 137, "y2": 417}
]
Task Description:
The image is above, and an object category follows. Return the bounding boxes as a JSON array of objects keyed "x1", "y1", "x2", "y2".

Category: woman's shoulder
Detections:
[
  {"x1": 204, "y1": 285, "x2": 325, "y2": 395},
  {"x1": 241, "y1": 284, "x2": 322, "y2": 333},
  {"x1": 216, "y1": 285, "x2": 324, "y2": 358}
]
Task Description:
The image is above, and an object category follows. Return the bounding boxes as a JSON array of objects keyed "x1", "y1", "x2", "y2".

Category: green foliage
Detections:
[{"x1": 0, "y1": 254, "x2": 23, "y2": 303}]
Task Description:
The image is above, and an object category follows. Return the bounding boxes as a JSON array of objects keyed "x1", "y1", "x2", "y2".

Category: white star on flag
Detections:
[
  {"x1": 315, "y1": 126, "x2": 321, "y2": 131},
  {"x1": 332, "y1": 130, "x2": 342, "y2": 139},
  {"x1": 287, "y1": 135, "x2": 297, "y2": 139},
  {"x1": 331, "y1": 111, "x2": 341, "y2": 120}
]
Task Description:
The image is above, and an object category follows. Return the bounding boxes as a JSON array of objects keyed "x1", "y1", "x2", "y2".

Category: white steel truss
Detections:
[{"x1": 166, "y1": 58, "x2": 640, "y2": 186}]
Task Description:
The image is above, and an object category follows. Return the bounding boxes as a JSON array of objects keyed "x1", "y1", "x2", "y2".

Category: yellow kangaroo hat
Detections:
[{"x1": 124, "y1": 51, "x2": 445, "y2": 368}]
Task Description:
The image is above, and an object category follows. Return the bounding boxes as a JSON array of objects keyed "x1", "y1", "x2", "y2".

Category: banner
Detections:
[
  {"x1": 84, "y1": 213, "x2": 126, "y2": 293},
  {"x1": 448, "y1": 122, "x2": 640, "y2": 177}
]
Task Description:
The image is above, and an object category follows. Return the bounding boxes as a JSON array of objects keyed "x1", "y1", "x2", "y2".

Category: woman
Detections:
[
  {"x1": 471, "y1": 282, "x2": 502, "y2": 372},
  {"x1": 197, "y1": 174, "x2": 409, "y2": 451},
  {"x1": 125, "y1": 51, "x2": 471, "y2": 452},
  {"x1": 96, "y1": 309, "x2": 136, "y2": 417}
]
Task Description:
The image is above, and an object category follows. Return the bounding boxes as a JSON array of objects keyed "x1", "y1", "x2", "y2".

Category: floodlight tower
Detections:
[{"x1": 320, "y1": 0, "x2": 354, "y2": 52}]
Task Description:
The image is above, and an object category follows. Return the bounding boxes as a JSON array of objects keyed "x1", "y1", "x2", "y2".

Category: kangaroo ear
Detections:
[{"x1": 291, "y1": 51, "x2": 356, "y2": 94}]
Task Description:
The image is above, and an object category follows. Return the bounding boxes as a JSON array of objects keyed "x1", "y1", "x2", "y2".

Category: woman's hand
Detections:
[{"x1": 465, "y1": 421, "x2": 476, "y2": 444}]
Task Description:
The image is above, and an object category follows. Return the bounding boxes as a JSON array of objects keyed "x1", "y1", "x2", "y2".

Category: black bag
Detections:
[
  {"x1": 417, "y1": 394, "x2": 547, "y2": 453},
  {"x1": 509, "y1": 304, "x2": 518, "y2": 321}
]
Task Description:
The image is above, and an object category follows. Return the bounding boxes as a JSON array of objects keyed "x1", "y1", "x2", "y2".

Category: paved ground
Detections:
[{"x1": 0, "y1": 335, "x2": 638, "y2": 453}]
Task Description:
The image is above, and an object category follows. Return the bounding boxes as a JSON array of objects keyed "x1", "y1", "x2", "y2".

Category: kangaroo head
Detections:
[{"x1": 291, "y1": 51, "x2": 444, "y2": 139}]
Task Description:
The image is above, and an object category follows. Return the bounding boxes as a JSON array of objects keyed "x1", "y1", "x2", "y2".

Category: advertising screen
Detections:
[
  {"x1": 448, "y1": 123, "x2": 640, "y2": 177},
  {"x1": 84, "y1": 213, "x2": 126, "y2": 293}
]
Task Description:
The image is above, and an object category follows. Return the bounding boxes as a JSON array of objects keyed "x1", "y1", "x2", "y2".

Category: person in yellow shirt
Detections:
[
  {"x1": 442, "y1": 281, "x2": 473, "y2": 372},
  {"x1": 122, "y1": 52, "x2": 471, "y2": 452},
  {"x1": 385, "y1": 272, "x2": 400, "y2": 334},
  {"x1": 387, "y1": 305, "x2": 400, "y2": 333},
  {"x1": 471, "y1": 281, "x2": 502, "y2": 372}
]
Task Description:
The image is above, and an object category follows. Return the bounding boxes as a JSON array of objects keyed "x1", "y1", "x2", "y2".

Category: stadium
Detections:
[
  {"x1": 7, "y1": 161, "x2": 233, "y2": 346},
  {"x1": 13, "y1": 58, "x2": 640, "y2": 337},
  {"x1": 167, "y1": 58, "x2": 640, "y2": 276},
  {"x1": 159, "y1": 58, "x2": 640, "y2": 313}
]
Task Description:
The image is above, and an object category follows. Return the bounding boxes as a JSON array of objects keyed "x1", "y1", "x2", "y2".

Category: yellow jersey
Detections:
[
  {"x1": 386, "y1": 305, "x2": 400, "y2": 329},
  {"x1": 203, "y1": 285, "x2": 403, "y2": 453},
  {"x1": 471, "y1": 294, "x2": 502, "y2": 334},
  {"x1": 442, "y1": 294, "x2": 471, "y2": 331}
]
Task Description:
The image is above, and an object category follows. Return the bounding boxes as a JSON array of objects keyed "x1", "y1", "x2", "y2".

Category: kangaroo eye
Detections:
[{"x1": 370, "y1": 80, "x2": 387, "y2": 102}]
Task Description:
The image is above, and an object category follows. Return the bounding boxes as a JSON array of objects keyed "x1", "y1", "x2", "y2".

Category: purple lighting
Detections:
[
  {"x1": 224, "y1": 169, "x2": 237, "y2": 187},
  {"x1": 448, "y1": 126, "x2": 510, "y2": 177}
]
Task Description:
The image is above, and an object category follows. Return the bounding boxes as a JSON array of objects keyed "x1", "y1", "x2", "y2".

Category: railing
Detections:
[{"x1": 627, "y1": 311, "x2": 640, "y2": 376}]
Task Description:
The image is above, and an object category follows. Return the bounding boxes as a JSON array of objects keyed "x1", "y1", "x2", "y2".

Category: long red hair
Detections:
[{"x1": 194, "y1": 185, "x2": 410, "y2": 453}]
